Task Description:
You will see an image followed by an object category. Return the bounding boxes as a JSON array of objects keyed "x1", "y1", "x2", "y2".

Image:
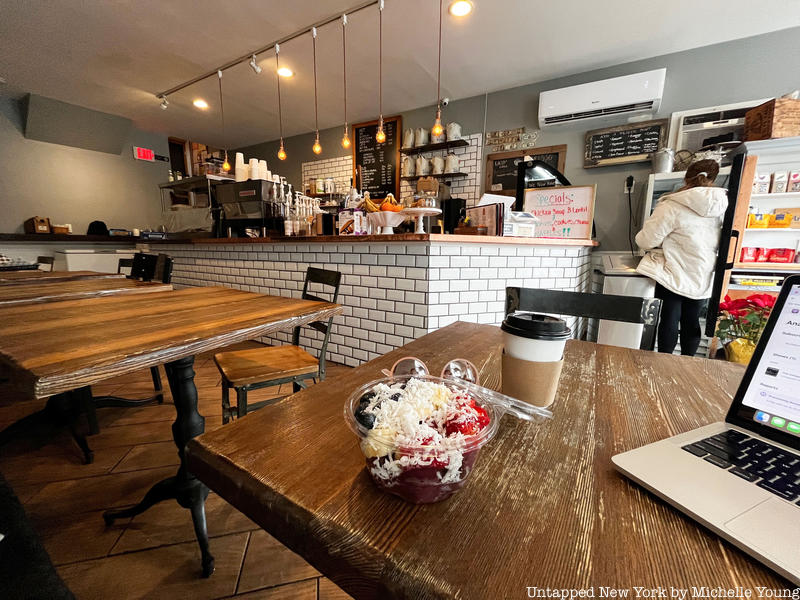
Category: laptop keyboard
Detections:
[{"x1": 682, "y1": 429, "x2": 800, "y2": 504}]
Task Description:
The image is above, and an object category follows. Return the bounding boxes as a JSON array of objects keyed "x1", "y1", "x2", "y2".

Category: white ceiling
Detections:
[{"x1": 2, "y1": 0, "x2": 799, "y2": 149}]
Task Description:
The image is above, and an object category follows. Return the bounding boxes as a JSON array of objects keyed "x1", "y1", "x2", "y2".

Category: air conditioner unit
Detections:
[{"x1": 538, "y1": 68, "x2": 666, "y2": 127}]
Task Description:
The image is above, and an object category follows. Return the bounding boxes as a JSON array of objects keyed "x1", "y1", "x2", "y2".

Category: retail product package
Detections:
[
  {"x1": 752, "y1": 172, "x2": 770, "y2": 194},
  {"x1": 337, "y1": 209, "x2": 367, "y2": 236},
  {"x1": 775, "y1": 207, "x2": 800, "y2": 228},
  {"x1": 501, "y1": 353, "x2": 563, "y2": 408},
  {"x1": 770, "y1": 172, "x2": 788, "y2": 193},
  {"x1": 502, "y1": 211, "x2": 539, "y2": 237},
  {"x1": 788, "y1": 171, "x2": 800, "y2": 192}
]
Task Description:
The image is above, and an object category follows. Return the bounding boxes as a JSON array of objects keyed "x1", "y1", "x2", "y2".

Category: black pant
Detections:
[{"x1": 654, "y1": 283, "x2": 705, "y2": 356}]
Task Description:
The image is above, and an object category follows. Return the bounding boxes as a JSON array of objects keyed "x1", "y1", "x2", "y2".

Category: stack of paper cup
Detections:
[
  {"x1": 501, "y1": 312, "x2": 570, "y2": 408},
  {"x1": 259, "y1": 160, "x2": 268, "y2": 180},
  {"x1": 248, "y1": 158, "x2": 260, "y2": 180},
  {"x1": 235, "y1": 153, "x2": 247, "y2": 182}
]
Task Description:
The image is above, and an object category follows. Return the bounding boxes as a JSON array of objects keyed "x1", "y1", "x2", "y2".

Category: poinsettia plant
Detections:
[{"x1": 715, "y1": 293, "x2": 777, "y2": 343}]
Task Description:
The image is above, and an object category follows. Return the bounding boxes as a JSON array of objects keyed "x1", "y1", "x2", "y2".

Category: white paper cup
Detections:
[{"x1": 501, "y1": 313, "x2": 570, "y2": 362}]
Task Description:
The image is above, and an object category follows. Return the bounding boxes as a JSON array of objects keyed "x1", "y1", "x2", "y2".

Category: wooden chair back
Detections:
[
  {"x1": 505, "y1": 287, "x2": 663, "y2": 351},
  {"x1": 129, "y1": 253, "x2": 157, "y2": 281},
  {"x1": 292, "y1": 267, "x2": 342, "y2": 379},
  {"x1": 154, "y1": 254, "x2": 173, "y2": 284}
]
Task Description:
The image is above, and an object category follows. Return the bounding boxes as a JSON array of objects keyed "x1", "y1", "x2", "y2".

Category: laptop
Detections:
[{"x1": 613, "y1": 275, "x2": 800, "y2": 585}]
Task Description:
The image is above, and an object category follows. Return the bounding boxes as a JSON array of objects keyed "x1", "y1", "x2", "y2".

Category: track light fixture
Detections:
[
  {"x1": 249, "y1": 54, "x2": 262, "y2": 74},
  {"x1": 159, "y1": 95, "x2": 169, "y2": 110}
]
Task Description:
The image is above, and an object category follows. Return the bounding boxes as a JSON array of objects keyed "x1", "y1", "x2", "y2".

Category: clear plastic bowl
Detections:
[{"x1": 344, "y1": 374, "x2": 550, "y2": 503}]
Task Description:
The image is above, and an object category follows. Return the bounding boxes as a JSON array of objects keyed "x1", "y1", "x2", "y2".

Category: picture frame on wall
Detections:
[{"x1": 485, "y1": 145, "x2": 567, "y2": 197}]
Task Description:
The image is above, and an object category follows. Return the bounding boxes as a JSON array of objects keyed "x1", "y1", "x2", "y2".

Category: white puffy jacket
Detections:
[{"x1": 635, "y1": 186, "x2": 728, "y2": 299}]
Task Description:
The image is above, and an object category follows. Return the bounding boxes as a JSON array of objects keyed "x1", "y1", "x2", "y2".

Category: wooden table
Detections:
[
  {"x1": 0, "y1": 286, "x2": 342, "y2": 577},
  {"x1": 187, "y1": 321, "x2": 790, "y2": 598},
  {"x1": 0, "y1": 278, "x2": 170, "y2": 306},
  {"x1": 0, "y1": 270, "x2": 125, "y2": 285}
]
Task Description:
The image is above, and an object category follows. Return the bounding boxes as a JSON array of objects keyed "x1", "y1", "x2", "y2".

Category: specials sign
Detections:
[{"x1": 522, "y1": 185, "x2": 595, "y2": 240}]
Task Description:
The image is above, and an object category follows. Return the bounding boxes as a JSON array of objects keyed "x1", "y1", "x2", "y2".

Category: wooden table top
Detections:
[
  {"x1": 0, "y1": 278, "x2": 171, "y2": 306},
  {"x1": 0, "y1": 270, "x2": 125, "y2": 285},
  {"x1": 0, "y1": 286, "x2": 342, "y2": 399},
  {"x1": 186, "y1": 321, "x2": 789, "y2": 598}
]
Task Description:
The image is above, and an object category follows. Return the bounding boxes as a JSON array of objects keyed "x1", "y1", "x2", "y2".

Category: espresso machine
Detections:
[
  {"x1": 215, "y1": 179, "x2": 286, "y2": 237},
  {"x1": 435, "y1": 180, "x2": 465, "y2": 234}
]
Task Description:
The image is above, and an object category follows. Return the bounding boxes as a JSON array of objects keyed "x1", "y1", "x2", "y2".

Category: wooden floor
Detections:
[{"x1": 0, "y1": 342, "x2": 353, "y2": 600}]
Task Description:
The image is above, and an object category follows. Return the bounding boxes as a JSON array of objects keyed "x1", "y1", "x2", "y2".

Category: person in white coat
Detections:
[{"x1": 635, "y1": 159, "x2": 728, "y2": 355}]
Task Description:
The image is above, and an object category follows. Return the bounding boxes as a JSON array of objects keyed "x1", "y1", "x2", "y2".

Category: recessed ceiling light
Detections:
[
  {"x1": 448, "y1": 0, "x2": 473, "y2": 16},
  {"x1": 277, "y1": 67, "x2": 294, "y2": 78},
  {"x1": 193, "y1": 99, "x2": 209, "y2": 110}
]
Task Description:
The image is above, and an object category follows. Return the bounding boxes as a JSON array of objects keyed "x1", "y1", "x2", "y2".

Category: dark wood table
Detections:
[
  {"x1": 0, "y1": 270, "x2": 125, "y2": 285},
  {"x1": 0, "y1": 286, "x2": 342, "y2": 577},
  {"x1": 187, "y1": 321, "x2": 790, "y2": 598},
  {"x1": 0, "y1": 278, "x2": 171, "y2": 306}
]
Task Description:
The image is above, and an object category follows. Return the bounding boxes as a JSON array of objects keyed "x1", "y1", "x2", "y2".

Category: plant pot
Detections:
[{"x1": 724, "y1": 338, "x2": 756, "y2": 365}]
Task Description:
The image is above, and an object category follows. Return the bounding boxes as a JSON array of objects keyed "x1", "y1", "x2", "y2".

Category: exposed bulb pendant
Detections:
[
  {"x1": 275, "y1": 44, "x2": 287, "y2": 161},
  {"x1": 376, "y1": 0, "x2": 385, "y2": 143},
  {"x1": 432, "y1": 106, "x2": 443, "y2": 137},
  {"x1": 311, "y1": 27, "x2": 322, "y2": 155},
  {"x1": 217, "y1": 70, "x2": 231, "y2": 172},
  {"x1": 432, "y1": 0, "x2": 444, "y2": 139},
  {"x1": 341, "y1": 14, "x2": 350, "y2": 150}
]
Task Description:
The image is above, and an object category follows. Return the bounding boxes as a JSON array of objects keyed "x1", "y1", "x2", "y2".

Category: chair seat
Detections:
[{"x1": 214, "y1": 345, "x2": 319, "y2": 387}]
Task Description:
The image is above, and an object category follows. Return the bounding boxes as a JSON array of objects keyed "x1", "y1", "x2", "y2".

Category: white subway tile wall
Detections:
[
  {"x1": 400, "y1": 133, "x2": 483, "y2": 206},
  {"x1": 301, "y1": 155, "x2": 353, "y2": 195},
  {"x1": 153, "y1": 241, "x2": 592, "y2": 367}
]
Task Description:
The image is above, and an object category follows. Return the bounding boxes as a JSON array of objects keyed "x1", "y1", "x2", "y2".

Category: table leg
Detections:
[{"x1": 102, "y1": 355, "x2": 215, "y2": 577}]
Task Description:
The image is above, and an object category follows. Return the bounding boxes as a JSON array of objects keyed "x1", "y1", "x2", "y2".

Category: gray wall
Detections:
[
  {"x1": 239, "y1": 27, "x2": 800, "y2": 250},
  {"x1": 0, "y1": 95, "x2": 168, "y2": 234}
]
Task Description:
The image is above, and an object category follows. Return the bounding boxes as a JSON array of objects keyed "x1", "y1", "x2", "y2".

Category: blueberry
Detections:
[
  {"x1": 355, "y1": 407, "x2": 375, "y2": 429},
  {"x1": 390, "y1": 392, "x2": 401, "y2": 402},
  {"x1": 360, "y1": 391, "x2": 376, "y2": 404}
]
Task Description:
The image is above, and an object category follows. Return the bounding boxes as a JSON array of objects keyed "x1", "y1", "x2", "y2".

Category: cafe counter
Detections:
[{"x1": 143, "y1": 234, "x2": 596, "y2": 367}]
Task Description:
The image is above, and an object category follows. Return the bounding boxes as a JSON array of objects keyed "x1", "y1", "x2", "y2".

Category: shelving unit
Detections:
[
  {"x1": 400, "y1": 172, "x2": 468, "y2": 182},
  {"x1": 399, "y1": 139, "x2": 469, "y2": 156},
  {"x1": 733, "y1": 262, "x2": 800, "y2": 272}
]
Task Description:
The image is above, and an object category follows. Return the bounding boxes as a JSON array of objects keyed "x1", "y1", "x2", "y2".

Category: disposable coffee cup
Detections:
[{"x1": 501, "y1": 313, "x2": 570, "y2": 408}]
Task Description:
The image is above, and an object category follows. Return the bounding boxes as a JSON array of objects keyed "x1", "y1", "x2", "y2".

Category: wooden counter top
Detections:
[
  {"x1": 0, "y1": 233, "x2": 140, "y2": 243},
  {"x1": 149, "y1": 233, "x2": 598, "y2": 247}
]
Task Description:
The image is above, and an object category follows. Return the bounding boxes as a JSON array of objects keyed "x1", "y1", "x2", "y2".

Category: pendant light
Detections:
[
  {"x1": 217, "y1": 70, "x2": 231, "y2": 172},
  {"x1": 340, "y1": 14, "x2": 351, "y2": 149},
  {"x1": 311, "y1": 27, "x2": 322, "y2": 155},
  {"x1": 375, "y1": 0, "x2": 386, "y2": 144},
  {"x1": 431, "y1": 0, "x2": 444, "y2": 138},
  {"x1": 275, "y1": 44, "x2": 287, "y2": 161}
]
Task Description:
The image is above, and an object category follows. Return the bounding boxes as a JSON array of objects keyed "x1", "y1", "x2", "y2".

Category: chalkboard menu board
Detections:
[
  {"x1": 352, "y1": 116, "x2": 401, "y2": 200},
  {"x1": 584, "y1": 119, "x2": 667, "y2": 168},
  {"x1": 485, "y1": 145, "x2": 567, "y2": 197}
]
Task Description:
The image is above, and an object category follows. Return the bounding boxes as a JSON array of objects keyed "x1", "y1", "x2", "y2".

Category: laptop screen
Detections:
[{"x1": 730, "y1": 283, "x2": 800, "y2": 445}]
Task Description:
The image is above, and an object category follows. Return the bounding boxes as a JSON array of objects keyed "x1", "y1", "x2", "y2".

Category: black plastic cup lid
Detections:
[{"x1": 501, "y1": 312, "x2": 571, "y2": 341}]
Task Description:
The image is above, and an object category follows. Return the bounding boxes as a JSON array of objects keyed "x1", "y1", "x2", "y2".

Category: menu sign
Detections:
[
  {"x1": 485, "y1": 145, "x2": 567, "y2": 197},
  {"x1": 584, "y1": 119, "x2": 667, "y2": 168},
  {"x1": 353, "y1": 116, "x2": 401, "y2": 200},
  {"x1": 522, "y1": 185, "x2": 595, "y2": 239}
]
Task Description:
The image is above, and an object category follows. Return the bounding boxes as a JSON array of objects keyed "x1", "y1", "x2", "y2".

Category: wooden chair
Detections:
[
  {"x1": 36, "y1": 256, "x2": 54, "y2": 272},
  {"x1": 214, "y1": 267, "x2": 342, "y2": 424},
  {"x1": 505, "y1": 287, "x2": 663, "y2": 351}
]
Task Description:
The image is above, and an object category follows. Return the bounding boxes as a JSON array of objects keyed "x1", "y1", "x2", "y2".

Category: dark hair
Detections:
[
  {"x1": 684, "y1": 159, "x2": 720, "y2": 188},
  {"x1": 87, "y1": 220, "x2": 109, "y2": 236}
]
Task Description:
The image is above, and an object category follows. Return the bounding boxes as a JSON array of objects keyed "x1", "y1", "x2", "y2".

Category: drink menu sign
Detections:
[
  {"x1": 352, "y1": 116, "x2": 401, "y2": 200},
  {"x1": 522, "y1": 185, "x2": 595, "y2": 239},
  {"x1": 583, "y1": 119, "x2": 667, "y2": 168}
]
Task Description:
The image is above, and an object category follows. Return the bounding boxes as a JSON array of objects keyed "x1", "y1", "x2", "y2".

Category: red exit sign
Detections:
[{"x1": 133, "y1": 146, "x2": 155, "y2": 161}]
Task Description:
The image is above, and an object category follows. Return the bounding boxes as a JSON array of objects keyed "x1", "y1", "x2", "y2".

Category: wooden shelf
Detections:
[
  {"x1": 733, "y1": 262, "x2": 800, "y2": 272},
  {"x1": 399, "y1": 139, "x2": 469, "y2": 156},
  {"x1": 400, "y1": 172, "x2": 469, "y2": 182},
  {"x1": 750, "y1": 191, "x2": 800, "y2": 201}
]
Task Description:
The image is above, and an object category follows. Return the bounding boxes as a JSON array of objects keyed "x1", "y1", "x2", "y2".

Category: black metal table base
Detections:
[{"x1": 102, "y1": 356, "x2": 215, "y2": 578}]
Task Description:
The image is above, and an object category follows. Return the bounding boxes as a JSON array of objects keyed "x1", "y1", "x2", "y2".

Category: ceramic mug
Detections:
[
  {"x1": 446, "y1": 122, "x2": 462, "y2": 141},
  {"x1": 431, "y1": 156, "x2": 445, "y2": 175}
]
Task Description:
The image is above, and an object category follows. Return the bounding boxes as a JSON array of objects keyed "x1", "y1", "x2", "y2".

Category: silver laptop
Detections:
[{"x1": 613, "y1": 276, "x2": 800, "y2": 585}]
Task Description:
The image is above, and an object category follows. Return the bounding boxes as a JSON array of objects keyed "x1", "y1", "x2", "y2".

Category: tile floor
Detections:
[{"x1": 0, "y1": 342, "x2": 353, "y2": 600}]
